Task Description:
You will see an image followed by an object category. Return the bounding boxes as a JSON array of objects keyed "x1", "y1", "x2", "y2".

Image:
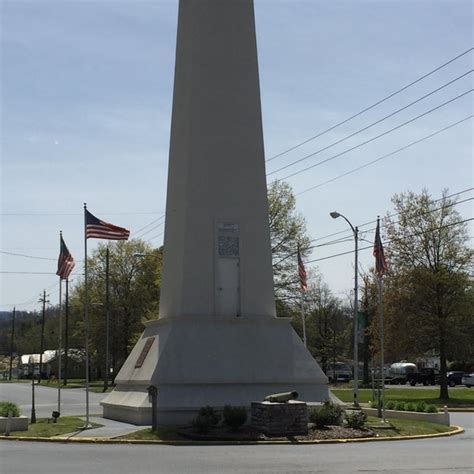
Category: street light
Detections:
[{"x1": 330, "y1": 211, "x2": 359, "y2": 407}]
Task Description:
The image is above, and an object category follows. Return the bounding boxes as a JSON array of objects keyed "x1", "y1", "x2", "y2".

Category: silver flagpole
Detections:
[
  {"x1": 83, "y1": 203, "x2": 90, "y2": 428},
  {"x1": 300, "y1": 291, "x2": 307, "y2": 347},
  {"x1": 379, "y1": 274, "x2": 386, "y2": 421},
  {"x1": 57, "y1": 239, "x2": 62, "y2": 414}
]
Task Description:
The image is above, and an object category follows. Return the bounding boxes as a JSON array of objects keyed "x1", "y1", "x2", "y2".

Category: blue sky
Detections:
[{"x1": 1, "y1": 0, "x2": 472, "y2": 311}]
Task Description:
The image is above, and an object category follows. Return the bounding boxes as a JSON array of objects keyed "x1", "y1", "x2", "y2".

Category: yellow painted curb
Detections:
[{"x1": 0, "y1": 425, "x2": 464, "y2": 445}]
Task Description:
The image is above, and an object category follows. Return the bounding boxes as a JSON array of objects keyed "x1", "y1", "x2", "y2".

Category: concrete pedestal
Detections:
[
  {"x1": 251, "y1": 401, "x2": 308, "y2": 436},
  {"x1": 102, "y1": 317, "x2": 329, "y2": 426}
]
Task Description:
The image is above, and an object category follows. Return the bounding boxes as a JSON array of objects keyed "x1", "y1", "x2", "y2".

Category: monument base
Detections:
[{"x1": 101, "y1": 316, "x2": 329, "y2": 426}]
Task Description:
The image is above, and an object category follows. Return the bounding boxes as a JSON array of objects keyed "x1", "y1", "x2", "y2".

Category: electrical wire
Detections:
[
  {"x1": 267, "y1": 71, "x2": 472, "y2": 176},
  {"x1": 266, "y1": 47, "x2": 473, "y2": 163},
  {"x1": 278, "y1": 89, "x2": 473, "y2": 181},
  {"x1": 296, "y1": 115, "x2": 473, "y2": 196}
]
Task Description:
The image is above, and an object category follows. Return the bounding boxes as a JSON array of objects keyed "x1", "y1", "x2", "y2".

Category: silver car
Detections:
[{"x1": 461, "y1": 373, "x2": 474, "y2": 387}]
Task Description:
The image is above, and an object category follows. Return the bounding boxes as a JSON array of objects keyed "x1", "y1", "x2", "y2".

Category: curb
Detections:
[{"x1": 0, "y1": 425, "x2": 464, "y2": 445}]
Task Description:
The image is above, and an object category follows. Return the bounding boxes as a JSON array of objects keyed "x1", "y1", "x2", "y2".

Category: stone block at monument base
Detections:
[
  {"x1": 251, "y1": 400, "x2": 308, "y2": 436},
  {"x1": 101, "y1": 316, "x2": 329, "y2": 426}
]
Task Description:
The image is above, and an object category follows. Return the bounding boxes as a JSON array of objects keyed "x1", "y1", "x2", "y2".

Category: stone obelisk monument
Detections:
[{"x1": 102, "y1": 0, "x2": 328, "y2": 426}]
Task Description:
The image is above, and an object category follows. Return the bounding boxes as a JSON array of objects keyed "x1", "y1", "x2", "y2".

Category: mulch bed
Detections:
[{"x1": 178, "y1": 425, "x2": 375, "y2": 442}]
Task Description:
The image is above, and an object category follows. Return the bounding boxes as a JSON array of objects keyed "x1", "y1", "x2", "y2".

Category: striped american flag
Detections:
[
  {"x1": 373, "y1": 218, "x2": 388, "y2": 276},
  {"x1": 85, "y1": 209, "x2": 130, "y2": 240},
  {"x1": 297, "y1": 245, "x2": 307, "y2": 292},
  {"x1": 56, "y1": 234, "x2": 75, "y2": 279}
]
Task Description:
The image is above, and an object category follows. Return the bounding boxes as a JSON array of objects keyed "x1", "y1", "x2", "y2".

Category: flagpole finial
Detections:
[{"x1": 84, "y1": 203, "x2": 87, "y2": 210}]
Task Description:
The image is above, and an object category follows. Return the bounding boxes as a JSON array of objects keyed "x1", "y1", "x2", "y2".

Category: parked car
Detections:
[
  {"x1": 326, "y1": 362, "x2": 352, "y2": 382},
  {"x1": 447, "y1": 371, "x2": 465, "y2": 387},
  {"x1": 462, "y1": 373, "x2": 474, "y2": 387}
]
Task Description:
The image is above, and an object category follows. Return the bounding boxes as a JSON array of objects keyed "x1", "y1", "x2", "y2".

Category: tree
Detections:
[
  {"x1": 69, "y1": 240, "x2": 163, "y2": 377},
  {"x1": 268, "y1": 181, "x2": 311, "y2": 307},
  {"x1": 384, "y1": 189, "x2": 473, "y2": 399}
]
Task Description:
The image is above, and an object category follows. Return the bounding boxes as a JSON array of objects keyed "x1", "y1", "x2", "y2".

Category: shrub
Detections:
[
  {"x1": 370, "y1": 399, "x2": 381, "y2": 409},
  {"x1": 191, "y1": 406, "x2": 220, "y2": 434},
  {"x1": 416, "y1": 401, "x2": 427, "y2": 413},
  {"x1": 345, "y1": 411, "x2": 367, "y2": 429},
  {"x1": 0, "y1": 401, "x2": 20, "y2": 417},
  {"x1": 426, "y1": 404, "x2": 438, "y2": 413},
  {"x1": 222, "y1": 405, "x2": 247, "y2": 431},
  {"x1": 405, "y1": 402, "x2": 416, "y2": 412},
  {"x1": 309, "y1": 400, "x2": 343, "y2": 428},
  {"x1": 395, "y1": 401, "x2": 406, "y2": 411},
  {"x1": 385, "y1": 400, "x2": 395, "y2": 410}
]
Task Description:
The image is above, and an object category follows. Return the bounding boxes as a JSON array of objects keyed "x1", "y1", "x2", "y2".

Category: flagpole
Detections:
[
  {"x1": 58, "y1": 234, "x2": 62, "y2": 414},
  {"x1": 64, "y1": 278, "x2": 69, "y2": 386},
  {"x1": 378, "y1": 272, "x2": 386, "y2": 421},
  {"x1": 104, "y1": 245, "x2": 110, "y2": 392},
  {"x1": 83, "y1": 203, "x2": 90, "y2": 428},
  {"x1": 300, "y1": 291, "x2": 307, "y2": 347}
]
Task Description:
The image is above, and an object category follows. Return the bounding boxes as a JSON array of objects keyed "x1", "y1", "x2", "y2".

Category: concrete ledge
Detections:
[
  {"x1": 362, "y1": 407, "x2": 450, "y2": 425},
  {"x1": 0, "y1": 416, "x2": 29, "y2": 433}
]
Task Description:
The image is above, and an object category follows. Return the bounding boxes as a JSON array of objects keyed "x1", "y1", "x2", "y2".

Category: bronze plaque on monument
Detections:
[{"x1": 135, "y1": 337, "x2": 155, "y2": 368}]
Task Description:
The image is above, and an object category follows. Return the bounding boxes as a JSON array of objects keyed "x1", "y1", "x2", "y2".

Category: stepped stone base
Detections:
[{"x1": 101, "y1": 316, "x2": 329, "y2": 426}]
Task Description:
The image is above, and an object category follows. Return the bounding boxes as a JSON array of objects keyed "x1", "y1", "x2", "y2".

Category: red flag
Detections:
[
  {"x1": 85, "y1": 209, "x2": 130, "y2": 240},
  {"x1": 373, "y1": 218, "x2": 388, "y2": 276},
  {"x1": 56, "y1": 234, "x2": 75, "y2": 279},
  {"x1": 297, "y1": 245, "x2": 308, "y2": 292}
]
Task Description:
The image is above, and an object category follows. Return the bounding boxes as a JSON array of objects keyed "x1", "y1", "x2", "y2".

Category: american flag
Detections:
[
  {"x1": 297, "y1": 245, "x2": 308, "y2": 292},
  {"x1": 373, "y1": 218, "x2": 388, "y2": 276},
  {"x1": 56, "y1": 234, "x2": 75, "y2": 280},
  {"x1": 85, "y1": 209, "x2": 130, "y2": 240}
]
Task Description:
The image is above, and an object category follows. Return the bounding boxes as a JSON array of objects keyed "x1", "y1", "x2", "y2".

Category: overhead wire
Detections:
[
  {"x1": 295, "y1": 115, "x2": 473, "y2": 196},
  {"x1": 277, "y1": 89, "x2": 473, "y2": 181},
  {"x1": 267, "y1": 71, "x2": 472, "y2": 176},
  {"x1": 266, "y1": 47, "x2": 473, "y2": 163}
]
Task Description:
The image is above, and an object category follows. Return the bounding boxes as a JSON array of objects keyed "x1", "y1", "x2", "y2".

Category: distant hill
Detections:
[{"x1": 0, "y1": 312, "x2": 12, "y2": 321}]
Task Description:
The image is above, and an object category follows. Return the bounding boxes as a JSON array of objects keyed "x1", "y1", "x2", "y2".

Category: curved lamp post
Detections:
[{"x1": 330, "y1": 211, "x2": 359, "y2": 407}]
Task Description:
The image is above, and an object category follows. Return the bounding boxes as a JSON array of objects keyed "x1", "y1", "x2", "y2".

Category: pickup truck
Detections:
[{"x1": 407, "y1": 368, "x2": 440, "y2": 386}]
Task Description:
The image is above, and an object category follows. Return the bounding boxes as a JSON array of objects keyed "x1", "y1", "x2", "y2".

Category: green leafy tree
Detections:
[
  {"x1": 69, "y1": 240, "x2": 163, "y2": 377},
  {"x1": 383, "y1": 189, "x2": 473, "y2": 399},
  {"x1": 268, "y1": 181, "x2": 311, "y2": 306}
]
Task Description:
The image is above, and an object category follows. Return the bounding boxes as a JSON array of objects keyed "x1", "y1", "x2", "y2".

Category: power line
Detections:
[
  {"x1": 278, "y1": 89, "x2": 472, "y2": 181},
  {"x1": 1, "y1": 211, "x2": 162, "y2": 216},
  {"x1": 131, "y1": 214, "x2": 165, "y2": 238},
  {"x1": 134, "y1": 221, "x2": 165, "y2": 239},
  {"x1": 267, "y1": 71, "x2": 472, "y2": 176},
  {"x1": 266, "y1": 47, "x2": 473, "y2": 163},
  {"x1": 0, "y1": 251, "x2": 57, "y2": 261},
  {"x1": 296, "y1": 115, "x2": 473, "y2": 196},
  {"x1": 306, "y1": 217, "x2": 473, "y2": 265}
]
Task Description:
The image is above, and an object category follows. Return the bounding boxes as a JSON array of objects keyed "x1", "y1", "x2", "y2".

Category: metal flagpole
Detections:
[
  {"x1": 64, "y1": 278, "x2": 69, "y2": 386},
  {"x1": 104, "y1": 246, "x2": 110, "y2": 392},
  {"x1": 9, "y1": 307, "x2": 16, "y2": 381},
  {"x1": 300, "y1": 292, "x2": 307, "y2": 347},
  {"x1": 378, "y1": 274, "x2": 386, "y2": 421},
  {"x1": 58, "y1": 270, "x2": 62, "y2": 414},
  {"x1": 83, "y1": 203, "x2": 90, "y2": 428}
]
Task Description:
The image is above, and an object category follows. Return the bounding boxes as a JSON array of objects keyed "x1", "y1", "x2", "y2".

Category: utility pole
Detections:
[
  {"x1": 38, "y1": 290, "x2": 50, "y2": 384},
  {"x1": 9, "y1": 307, "x2": 16, "y2": 381}
]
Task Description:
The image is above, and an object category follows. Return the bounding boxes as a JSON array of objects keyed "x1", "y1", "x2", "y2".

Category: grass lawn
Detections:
[
  {"x1": 332, "y1": 388, "x2": 474, "y2": 407},
  {"x1": 8, "y1": 416, "x2": 102, "y2": 438},
  {"x1": 367, "y1": 416, "x2": 454, "y2": 437}
]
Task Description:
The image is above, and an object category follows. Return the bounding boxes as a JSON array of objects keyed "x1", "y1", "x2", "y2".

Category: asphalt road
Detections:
[
  {"x1": 1, "y1": 384, "x2": 473, "y2": 473},
  {"x1": 0, "y1": 382, "x2": 104, "y2": 418},
  {"x1": 1, "y1": 412, "x2": 472, "y2": 473}
]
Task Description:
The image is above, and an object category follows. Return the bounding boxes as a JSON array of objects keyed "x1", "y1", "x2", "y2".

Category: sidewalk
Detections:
[{"x1": 55, "y1": 416, "x2": 148, "y2": 439}]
